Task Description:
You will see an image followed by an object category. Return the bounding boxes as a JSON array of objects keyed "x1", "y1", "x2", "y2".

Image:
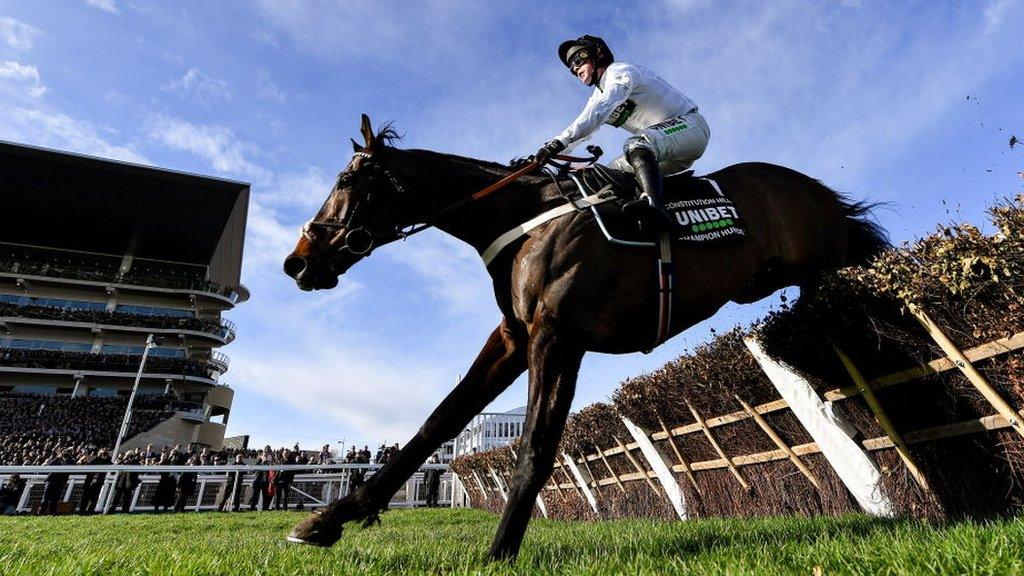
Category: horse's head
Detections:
[{"x1": 284, "y1": 114, "x2": 409, "y2": 291}]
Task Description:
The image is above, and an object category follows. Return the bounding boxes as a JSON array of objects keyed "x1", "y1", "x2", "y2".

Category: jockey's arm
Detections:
[{"x1": 554, "y1": 65, "x2": 635, "y2": 151}]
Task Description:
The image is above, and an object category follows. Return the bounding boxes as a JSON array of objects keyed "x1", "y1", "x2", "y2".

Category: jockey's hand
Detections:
[{"x1": 533, "y1": 140, "x2": 565, "y2": 167}]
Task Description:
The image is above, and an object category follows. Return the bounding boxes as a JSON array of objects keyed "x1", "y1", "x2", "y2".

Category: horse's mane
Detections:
[{"x1": 375, "y1": 123, "x2": 527, "y2": 180}]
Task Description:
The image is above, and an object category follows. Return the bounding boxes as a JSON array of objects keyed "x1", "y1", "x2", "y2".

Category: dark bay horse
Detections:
[{"x1": 283, "y1": 115, "x2": 887, "y2": 560}]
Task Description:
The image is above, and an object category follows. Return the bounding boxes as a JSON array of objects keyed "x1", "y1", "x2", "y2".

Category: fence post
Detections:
[
  {"x1": 614, "y1": 437, "x2": 661, "y2": 495},
  {"x1": 735, "y1": 395, "x2": 821, "y2": 489},
  {"x1": 597, "y1": 449, "x2": 627, "y2": 493},
  {"x1": 744, "y1": 336, "x2": 894, "y2": 516},
  {"x1": 579, "y1": 452, "x2": 602, "y2": 497},
  {"x1": 686, "y1": 401, "x2": 750, "y2": 490},
  {"x1": 562, "y1": 452, "x2": 600, "y2": 516},
  {"x1": 657, "y1": 415, "x2": 701, "y2": 494},
  {"x1": 834, "y1": 345, "x2": 931, "y2": 492},
  {"x1": 621, "y1": 416, "x2": 688, "y2": 519},
  {"x1": 908, "y1": 303, "x2": 1024, "y2": 440}
]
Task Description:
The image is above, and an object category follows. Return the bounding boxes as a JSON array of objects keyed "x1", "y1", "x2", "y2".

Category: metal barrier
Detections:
[{"x1": 0, "y1": 463, "x2": 452, "y2": 514}]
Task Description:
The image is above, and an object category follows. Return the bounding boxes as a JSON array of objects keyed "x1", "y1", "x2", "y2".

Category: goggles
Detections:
[{"x1": 568, "y1": 49, "x2": 591, "y2": 71}]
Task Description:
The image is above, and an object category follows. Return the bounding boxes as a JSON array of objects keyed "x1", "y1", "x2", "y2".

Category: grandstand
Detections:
[{"x1": 0, "y1": 140, "x2": 249, "y2": 453}]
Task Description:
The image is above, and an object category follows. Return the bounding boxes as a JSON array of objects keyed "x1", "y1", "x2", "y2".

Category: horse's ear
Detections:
[
  {"x1": 360, "y1": 113, "x2": 374, "y2": 150},
  {"x1": 351, "y1": 138, "x2": 364, "y2": 153}
]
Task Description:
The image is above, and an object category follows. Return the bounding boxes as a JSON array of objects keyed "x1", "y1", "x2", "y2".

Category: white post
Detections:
[
  {"x1": 471, "y1": 470, "x2": 489, "y2": 501},
  {"x1": 129, "y1": 482, "x2": 142, "y2": 512},
  {"x1": 103, "y1": 334, "x2": 159, "y2": 514},
  {"x1": 534, "y1": 492, "x2": 548, "y2": 518},
  {"x1": 621, "y1": 417, "x2": 688, "y2": 519},
  {"x1": 744, "y1": 336, "x2": 894, "y2": 516},
  {"x1": 488, "y1": 467, "x2": 509, "y2": 502},
  {"x1": 16, "y1": 479, "x2": 33, "y2": 512},
  {"x1": 195, "y1": 479, "x2": 206, "y2": 512},
  {"x1": 561, "y1": 453, "x2": 600, "y2": 516}
]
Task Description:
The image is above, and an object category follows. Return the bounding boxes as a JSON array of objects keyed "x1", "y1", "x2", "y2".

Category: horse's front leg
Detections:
[
  {"x1": 489, "y1": 324, "x2": 583, "y2": 561},
  {"x1": 288, "y1": 319, "x2": 527, "y2": 546}
]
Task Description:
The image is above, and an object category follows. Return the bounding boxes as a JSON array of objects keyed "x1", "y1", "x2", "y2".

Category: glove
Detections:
[
  {"x1": 508, "y1": 156, "x2": 533, "y2": 169},
  {"x1": 533, "y1": 139, "x2": 566, "y2": 166}
]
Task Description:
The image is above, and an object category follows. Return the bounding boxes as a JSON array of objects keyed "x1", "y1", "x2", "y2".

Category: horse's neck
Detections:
[{"x1": 393, "y1": 150, "x2": 553, "y2": 254}]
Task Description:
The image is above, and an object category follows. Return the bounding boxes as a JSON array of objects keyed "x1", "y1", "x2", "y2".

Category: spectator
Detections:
[
  {"x1": 152, "y1": 455, "x2": 177, "y2": 513},
  {"x1": 318, "y1": 444, "x2": 332, "y2": 465},
  {"x1": 173, "y1": 456, "x2": 198, "y2": 512},
  {"x1": 273, "y1": 449, "x2": 296, "y2": 510},
  {"x1": 217, "y1": 453, "x2": 245, "y2": 512},
  {"x1": 77, "y1": 448, "x2": 111, "y2": 515},
  {"x1": 1, "y1": 474, "x2": 25, "y2": 515},
  {"x1": 110, "y1": 451, "x2": 141, "y2": 513},
  {"x1": 39, "y1": 450, "x2": 71, "y2": 515},
  {"x1": 424, "y1": 454, "x2": 441, "y2": 508},
  {"x1": 249, "y1": 455, "x2": 271, "y2": 511}
]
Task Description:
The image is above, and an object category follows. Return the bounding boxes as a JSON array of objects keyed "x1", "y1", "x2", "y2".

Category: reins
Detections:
[{"x1": 304, "y1": 149, "x2": 601, "y2": 259}]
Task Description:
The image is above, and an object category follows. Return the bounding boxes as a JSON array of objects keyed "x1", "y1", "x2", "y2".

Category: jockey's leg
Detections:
[
  {"x1": 621, "y1": 139, "x2": 680, "y2": 231},
  {"x1": 288, "y1": 319, "x2": 527, "y2": 546}
]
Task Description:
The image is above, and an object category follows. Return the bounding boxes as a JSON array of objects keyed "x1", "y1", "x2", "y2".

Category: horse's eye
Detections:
[{"x1": 338, "y1": 174, "x2": 353, "y2": 188}]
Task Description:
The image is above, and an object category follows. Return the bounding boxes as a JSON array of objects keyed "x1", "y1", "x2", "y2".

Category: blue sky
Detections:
[{"x1": 1, "y1": 1, "x2": 1022, "y2": 451}]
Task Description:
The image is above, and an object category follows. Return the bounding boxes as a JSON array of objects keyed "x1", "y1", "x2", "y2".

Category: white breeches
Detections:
[{"x1": 609, "y1": 110, "x2": 710, "y2": 176}]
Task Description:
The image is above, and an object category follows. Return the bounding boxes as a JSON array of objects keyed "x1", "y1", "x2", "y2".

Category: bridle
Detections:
[
  {"x1": 300, "y1": 151, "x2": 419, "y2": 261},
  {"x1": 300, "y1": 147, "x2": 600, "y2": 269}
]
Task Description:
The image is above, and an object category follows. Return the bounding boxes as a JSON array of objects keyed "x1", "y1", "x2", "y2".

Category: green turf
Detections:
[{"x1": 1, "y1": 508, "x2": 1023, "y2": 575}]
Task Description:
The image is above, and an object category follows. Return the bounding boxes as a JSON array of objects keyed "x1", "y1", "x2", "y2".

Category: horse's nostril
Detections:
[{"x1": 284, "y1": 255, "x2": 307, "y2": 278}]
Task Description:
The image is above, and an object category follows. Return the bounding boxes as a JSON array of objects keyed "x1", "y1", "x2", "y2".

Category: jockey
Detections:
[{"x1": 533, "y1": 35, "x2": 710, "y2": 229}]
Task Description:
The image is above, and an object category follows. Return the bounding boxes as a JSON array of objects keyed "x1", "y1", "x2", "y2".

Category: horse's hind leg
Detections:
[
  {"x1": 288, "y1": 319, "x2": 527, "y2": 546},
  {"x1": 489, "y1": 326, "x2": 583, "y2": 561}
]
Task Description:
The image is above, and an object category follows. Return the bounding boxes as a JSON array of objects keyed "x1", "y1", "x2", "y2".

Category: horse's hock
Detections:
[{"x1": 452, "y1": 195, "x2": 1024, "y2": 522}]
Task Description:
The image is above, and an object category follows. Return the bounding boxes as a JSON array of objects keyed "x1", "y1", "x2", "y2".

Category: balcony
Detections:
[
  {"x1": 0, "y1": 348, "x2": 219, "y2": 379},
  {"x1": 0, "y1": 302, "x2": 236, "y2": 343},
  {"x1": 0, "y1": 245, "x2": 242, "y2": 304}
]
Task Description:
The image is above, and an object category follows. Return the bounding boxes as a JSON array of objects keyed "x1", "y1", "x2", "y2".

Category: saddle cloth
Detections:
[{"x1": 571, "y1": 166, "x2": 747, "y2": 245}]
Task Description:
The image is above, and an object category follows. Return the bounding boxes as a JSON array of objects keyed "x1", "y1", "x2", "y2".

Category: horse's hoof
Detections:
[{"x1": 287, "y1": 513, "x2": 343, "y2": 547}]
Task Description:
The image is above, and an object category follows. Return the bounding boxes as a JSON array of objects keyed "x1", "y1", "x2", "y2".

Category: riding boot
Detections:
[{"x1": 622, "y1": 147, "x2": 681, "y2": 233}]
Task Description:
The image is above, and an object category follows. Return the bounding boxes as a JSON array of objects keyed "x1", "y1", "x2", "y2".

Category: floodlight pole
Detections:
[{"x1": 102, "y1": 334, "x2": 159, "y2": 514}]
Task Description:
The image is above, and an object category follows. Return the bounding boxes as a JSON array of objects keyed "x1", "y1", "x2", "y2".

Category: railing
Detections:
[
  {"x1": 204, "y1": 351, "x2": 230, "y2": 372},
  {"x1": 0, "y1": 463, "x2": 452, "y2": 514},
  {"x1": 0, "y1": 349, "x2": 217, "y2": 379},
  {"x1": 219, "y1": 318, "x2": 236, "y2": 342}
]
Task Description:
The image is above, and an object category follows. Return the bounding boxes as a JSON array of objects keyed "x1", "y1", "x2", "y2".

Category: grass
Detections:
[{"x1": 2, "y1": 508, "x2": 1024, "y2": 575}]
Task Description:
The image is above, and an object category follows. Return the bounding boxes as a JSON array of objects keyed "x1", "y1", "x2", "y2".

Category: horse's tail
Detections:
[{"x1": 838, "y1": 197, "x2": 890, "y2": 266}]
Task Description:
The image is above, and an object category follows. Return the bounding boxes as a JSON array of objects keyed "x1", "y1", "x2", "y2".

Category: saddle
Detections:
[{"x1": 559, "y1": 164, "x2": 747, "y2": 247}]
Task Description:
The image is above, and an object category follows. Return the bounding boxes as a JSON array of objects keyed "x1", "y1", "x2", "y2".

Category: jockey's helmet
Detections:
[{"x1": 558, "y1": 35, "x2": 614, "y2": 70}]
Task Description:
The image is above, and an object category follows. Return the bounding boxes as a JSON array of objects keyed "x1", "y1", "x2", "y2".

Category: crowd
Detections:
[
  {"x1": 342, "y1": 442, "x2": 401, "y2": 465},
  {"x1": 0, "y1": 441, "x2": 365, "y2": 515},
  {"x1": 0, "y1": 302, "x2": 226, "y2": 337},
  {"x1": 0, "y1": 349, "x2": 212, "y2": 377},
  {"x1": 0, "y1": 394, "x2": 440, "y2": 516},
  {"x1": 0, "y1": 246, "x2": 235, "y2": 299},
  {"x1": 0, "y1": 393, "x2": 180, "y2": 465}
]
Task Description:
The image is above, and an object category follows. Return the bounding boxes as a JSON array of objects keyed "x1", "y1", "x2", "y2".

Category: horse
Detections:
[{"x1": 283, "y1": 114, "x2": 888, "y2": 560}]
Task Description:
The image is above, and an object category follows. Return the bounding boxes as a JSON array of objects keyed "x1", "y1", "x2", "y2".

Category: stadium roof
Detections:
[{"x1": 0, "y1": 140, "x2": 250, "y2": 288}]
